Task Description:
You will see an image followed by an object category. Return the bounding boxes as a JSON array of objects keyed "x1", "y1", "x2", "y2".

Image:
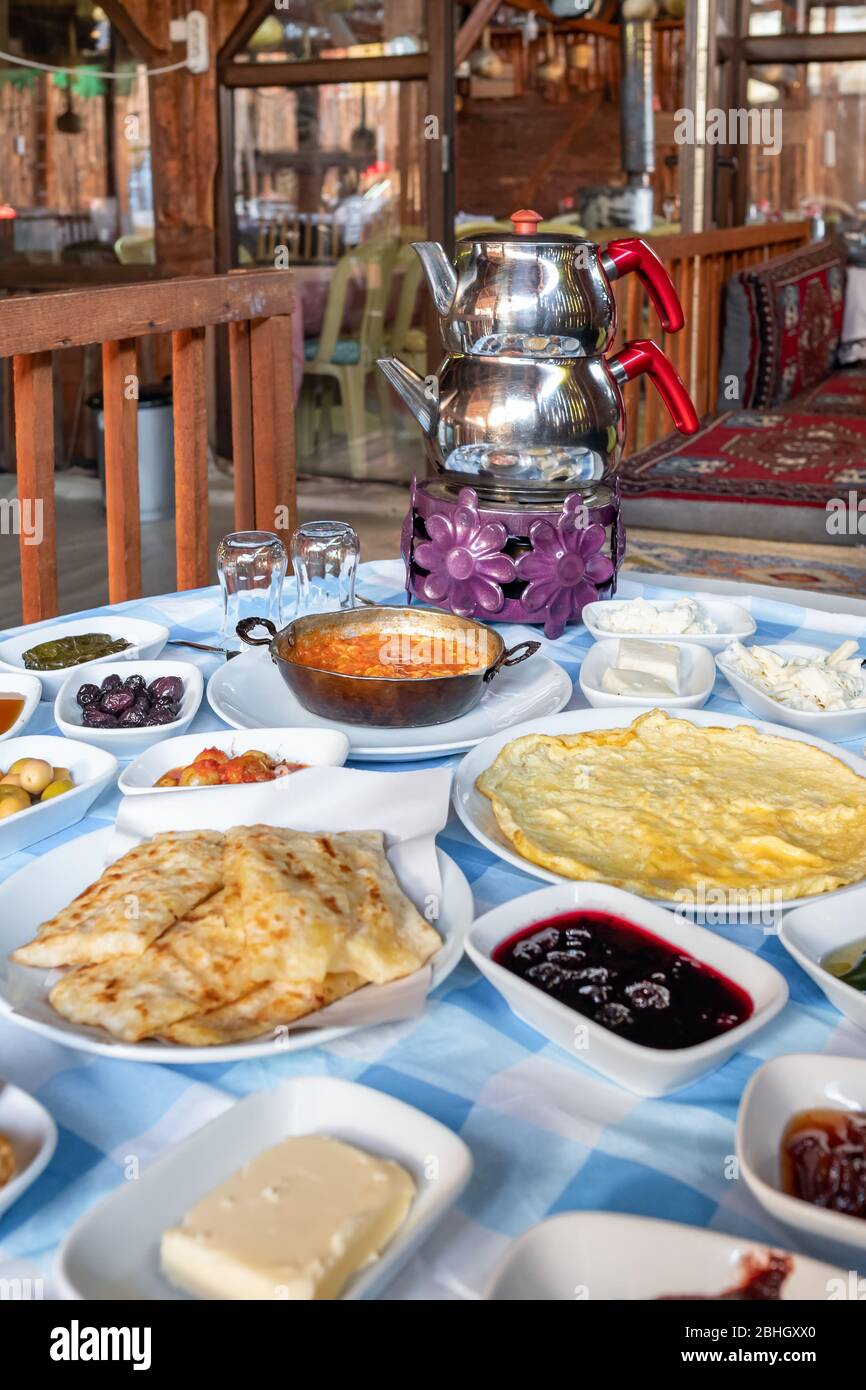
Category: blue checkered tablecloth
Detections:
[{"x1": 3, "y1": 560, "x2": 866, "y2": 1300}]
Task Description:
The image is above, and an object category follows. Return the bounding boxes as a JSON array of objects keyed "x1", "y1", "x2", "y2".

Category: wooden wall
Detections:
[
  {"x1": 455, "y1": 19, "x2": 684, "y2": 221},
  {"x1": 104, "y1": 0, "x2": 250, "y2": 274}
]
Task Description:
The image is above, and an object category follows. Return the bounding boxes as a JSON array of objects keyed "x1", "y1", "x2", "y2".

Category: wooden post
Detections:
[
  {"x1": 228, "y1": 318, "x2": 255, "y2": 530},
  {"x1": 101, "y1": 337, "x2": 142, "y2": 602},
  {"x1": 172, "y1": 326, "x2": 209, "y2": 590},
  {"x1": 249, "y1": 314, "x2": 296, "y2": 546},
  {"x1": 13, "y1": 351, "x2": 58, "y2": 623}
]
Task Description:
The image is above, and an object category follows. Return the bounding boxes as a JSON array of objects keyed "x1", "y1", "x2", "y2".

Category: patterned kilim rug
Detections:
[{"x1": 624, "y1": 528, "x2": 866, "y2": 597}]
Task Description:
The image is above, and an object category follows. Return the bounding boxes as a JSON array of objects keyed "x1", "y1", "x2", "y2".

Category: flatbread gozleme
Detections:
[
  {"x1": 226, "y1": 826, "x2": 440, "y2": 984},
  {"x1": 48, "y1": 886, "x2": 247, "y2": 1043},
  {"x1": 11, "y1": 823, "x2": 441, "y2": 1047},
  {"x1": 11, "y1": 831, "x2": 226, "y2": 968}
]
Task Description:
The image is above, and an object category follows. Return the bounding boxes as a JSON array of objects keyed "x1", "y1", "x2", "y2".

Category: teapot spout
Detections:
[
  {"x1": 411, "y1": 241, "x2": 457, "y2": 317},
  {"x1": 376, "y1": 357, "x2": 435, "y2": 434}
]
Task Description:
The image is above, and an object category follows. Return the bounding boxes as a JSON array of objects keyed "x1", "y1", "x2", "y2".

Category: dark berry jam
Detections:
[
  {"x1": 781, "y1": 1108, "x2": 866, "y2": 1220},
  {"x1": 659, "y1": 1252, "x2": 792, "y2": 1301},
  {"x1": 492, "y1": 910, "x2": 752, "y2": 1050}
]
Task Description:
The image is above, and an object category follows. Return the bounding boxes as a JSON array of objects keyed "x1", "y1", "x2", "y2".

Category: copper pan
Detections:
[{"x1": 236, "y1": 606, "x2": 539, "y2": 728}]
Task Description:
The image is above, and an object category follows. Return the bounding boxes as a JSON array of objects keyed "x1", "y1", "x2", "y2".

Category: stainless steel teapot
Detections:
[
  {"x1": 378, "y1": 339, "x2": 699, "y2": 500},
  {"x1": 413, "y1": 209, "x2": 684, "y2": 356}
]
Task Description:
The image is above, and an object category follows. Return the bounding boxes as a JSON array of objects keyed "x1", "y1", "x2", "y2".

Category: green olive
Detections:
[{"x1": 40, "y1": 778, "x2": 74, "y2": 801}]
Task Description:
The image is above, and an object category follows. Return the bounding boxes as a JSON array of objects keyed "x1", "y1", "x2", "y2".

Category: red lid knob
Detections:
[{"x1": 510, "y1": 209, "x2": 543, "y2": 236}]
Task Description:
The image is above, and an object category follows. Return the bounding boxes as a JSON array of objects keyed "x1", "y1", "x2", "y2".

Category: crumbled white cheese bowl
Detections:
[
  {"x1": 716, "y1": 640, "x2": 866, "y2": 739},
  {"x1": 582, "y1": 596, "x2": 756, "y2": 653}
]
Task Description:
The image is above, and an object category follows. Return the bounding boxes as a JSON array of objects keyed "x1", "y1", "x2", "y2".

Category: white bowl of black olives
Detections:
[{"x1": 54, "y1": 660, "x2": 204, "y2": 757}]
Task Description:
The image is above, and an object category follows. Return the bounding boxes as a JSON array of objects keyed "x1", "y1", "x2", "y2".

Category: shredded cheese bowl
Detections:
[{"x1": 237, "y1": 607, "x2": 539, "y2": 728}]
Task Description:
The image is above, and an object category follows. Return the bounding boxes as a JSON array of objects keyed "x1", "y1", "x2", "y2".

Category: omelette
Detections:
[{"x1": 476, "y1": 709, "x2": 866, "y2": 901}]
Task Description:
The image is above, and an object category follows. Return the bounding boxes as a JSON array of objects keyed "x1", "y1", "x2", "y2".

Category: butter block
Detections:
[
  {"x1": 601, "y1": 666, "x2": 677, "y2": 698},
  {"x1": 160, "y1": 1135, "x2": 415, "y2": 1301},
  {"x1": 616, "y1": 638, "x2": 681, "y2": 693}
]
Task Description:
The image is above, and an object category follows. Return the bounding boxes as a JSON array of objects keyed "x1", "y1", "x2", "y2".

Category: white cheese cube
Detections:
[
  {"x1": 160, "y1": 1135, "x2": 415, "y2": 1301},
  {"x1": 601, "y1": 666, "x2": 677, "y2": 698},
  {"x1": 616, "y1": 638, "x2": 681, "y2": 693}
]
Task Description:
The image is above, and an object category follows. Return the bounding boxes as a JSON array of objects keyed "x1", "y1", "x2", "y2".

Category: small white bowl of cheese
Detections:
[
  {"x1": 579, "y1": 637, "x2": 716, "y2": 710},
  {"x1": 716, "y1": 640, "x2": 866, "y2": 739},
  {"x1": 582, "y1": 595, "x2": 756, "y2": 653}
]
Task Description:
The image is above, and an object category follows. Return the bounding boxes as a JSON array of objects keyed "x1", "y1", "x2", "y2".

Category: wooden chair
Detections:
[
  {"x1": 297, "y1": 236, "x2": 398, "y2": 478},
  {"x1": 0, "y1": 269, "x2": 296, "y2": 625}
]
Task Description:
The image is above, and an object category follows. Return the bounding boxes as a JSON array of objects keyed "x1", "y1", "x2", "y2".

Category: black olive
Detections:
[
  {"x1": 148, "y1": 706, "x2": 179, "y2": 725},
  {"x1": 76, "y1": 683, "x2": 101, "y2": 709},
  {"x1": 100, "y1": 673, "x2": 123, "y2": 693},
  {"x1": 119, "y1": 707, "x2": 148, "y2": 728},
  {"x1": 83, "y1": 707, "x2": 120, "y2": 728},
  {"x1": 122, "y1": 674, "x2": 147, "y2": 697},
  {"x1": 100, "y1": 688, "x2": 135, "y2": 714},
  {"x1": 151, "y1": 697, "x2": 179, "y2": 717},
  {"x1": 148, "y1": 676, "x2": 184, "y2": 703}
]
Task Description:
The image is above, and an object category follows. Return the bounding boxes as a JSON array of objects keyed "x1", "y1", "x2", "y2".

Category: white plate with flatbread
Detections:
[
  {"x1": 453, "y1": 705, "x2": 866, "y2": 917},
  {"x1": 0, "y1": 828, "x2": 473, "y2": 1063}
]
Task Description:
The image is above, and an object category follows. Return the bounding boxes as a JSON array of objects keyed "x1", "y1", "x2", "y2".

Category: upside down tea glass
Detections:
[
  {"x1": 290, "y1": 520, "x2": 360, "y2": 618},
  {"x1": 217, "y1": 531, "x2": 288, "y2": 645}
]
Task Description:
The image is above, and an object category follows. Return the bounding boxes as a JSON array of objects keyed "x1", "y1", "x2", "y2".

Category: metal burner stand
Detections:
[{"x1": 401, "y1": 477, "x2": 626, "y2": 640}]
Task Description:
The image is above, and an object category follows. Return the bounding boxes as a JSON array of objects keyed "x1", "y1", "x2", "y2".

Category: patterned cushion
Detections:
[
  {"x1": 304, "y1": 336, "x2": 361, "y2": 365},
  {"x1": 718, "y1": 236, "x2": 847, "y2": 410},
  {"x1": 620, "y1": 367, "x2": 866, "y2": 508}
]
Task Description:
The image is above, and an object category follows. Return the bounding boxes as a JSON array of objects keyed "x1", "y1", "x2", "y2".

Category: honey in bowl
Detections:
[{"x1": 0, "y1": 694, "x2": 25, "y2": 735}]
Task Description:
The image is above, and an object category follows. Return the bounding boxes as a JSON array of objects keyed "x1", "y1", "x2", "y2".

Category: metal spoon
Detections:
[{"x1": 167, "y1": 639, "x2": 239, "y2": 660}]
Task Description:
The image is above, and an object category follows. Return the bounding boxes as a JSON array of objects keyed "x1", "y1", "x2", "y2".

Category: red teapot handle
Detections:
[
  {"x1": 601, "y1": 238, "x2": 684, "y2": 334},
  {"x1": 608, "y1": 339, "x2": 699, "y2": 435}
]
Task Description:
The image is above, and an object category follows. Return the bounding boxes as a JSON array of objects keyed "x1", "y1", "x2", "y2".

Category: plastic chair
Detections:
[
  {"x1": 454, "y1": 219, "x2": 513, "y2": 239},
  {"x1": 378, "y1": 243, "x2": 426, "y2": 432},
  {"x1": 114, "y1": 233, "x2": 155, "y2": 265},
  {"x1": 298, "y1": 235, "x2": 399, "y2": 477},
  {"x1": 538, "y1": 218, "x2": 588, "y2": 236}
]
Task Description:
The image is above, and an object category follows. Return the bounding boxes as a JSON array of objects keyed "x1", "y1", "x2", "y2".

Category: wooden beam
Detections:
[
  {"x1": 455, "y1": 0, "x2": 501, "y2": 68},
  {"x1": 172, "y1": 326, "x2": 209, "y2": 591},
  {"x1": 0, "y1": 270, "x2": 295, "y2": 359},
  {"x1": 98, "y1": 0, "x2": 161, "y2": 64},
  {"x1": 13, "y1": 352, "x2": 57, "y2": 623},
  {"x1": 218, "y1": 0, "x2": 275, "y2": 64},
  {"x1": 224, "y1": 53, "x2": 429, "y2": 87},
  {"x1": 718, "y1": 31, "x2": 866, "y2": 63},
  {"x1": 102, "y1": 338, "x2": 142, "y2": 603}
]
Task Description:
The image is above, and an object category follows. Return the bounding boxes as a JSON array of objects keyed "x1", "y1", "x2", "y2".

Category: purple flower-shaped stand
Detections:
[{"x1": 402, "y1": 481, "x2": 625, "y2": 640}]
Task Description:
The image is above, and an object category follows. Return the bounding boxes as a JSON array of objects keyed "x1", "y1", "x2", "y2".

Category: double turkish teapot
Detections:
[{"x1": 378, "y1": 209, "x2": 699, "y2": 501}]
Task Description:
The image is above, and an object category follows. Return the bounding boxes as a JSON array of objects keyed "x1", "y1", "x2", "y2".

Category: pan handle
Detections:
[
  {"x1": 483, "y1": 639, "x2": 541, "y2": 683},
  {"x1": 236, "y1": 617, "x2": 278, "y2": 647}
]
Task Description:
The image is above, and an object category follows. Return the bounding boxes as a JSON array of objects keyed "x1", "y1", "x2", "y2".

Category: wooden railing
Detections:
[
  {"x1": 611, "y1": 221, "x2": 812, "y2": 456},
  {"x1": 0, "y1": 269, "x2": 296, "y2": 624}
]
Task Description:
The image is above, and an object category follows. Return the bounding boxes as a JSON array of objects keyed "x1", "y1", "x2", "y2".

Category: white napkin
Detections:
[{"x1": 107, "y1": 765, "x2": 454, "y2": 1036}]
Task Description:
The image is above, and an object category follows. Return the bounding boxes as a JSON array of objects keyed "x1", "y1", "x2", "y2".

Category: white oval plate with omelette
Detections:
[
  {"x1": 453, "y1": 706, "x2": 866, "y2": 917},
  {"x1": 0, "y1": 829, "x2": 473, "y2": 1063}
]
